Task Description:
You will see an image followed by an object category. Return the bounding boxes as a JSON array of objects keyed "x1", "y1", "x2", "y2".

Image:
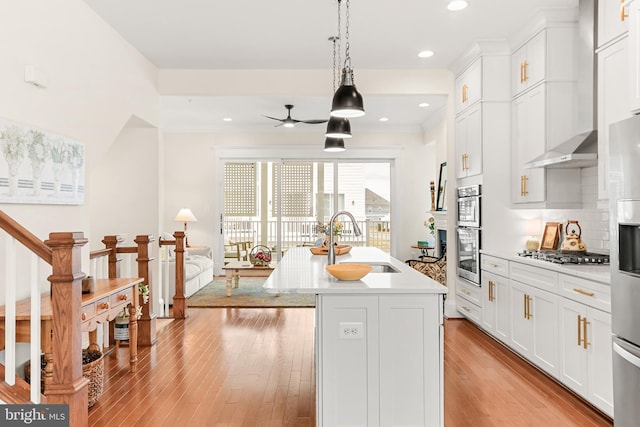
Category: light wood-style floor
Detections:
[{"x1": 88, "y1": 308, "x2": 613, "y2": 427}]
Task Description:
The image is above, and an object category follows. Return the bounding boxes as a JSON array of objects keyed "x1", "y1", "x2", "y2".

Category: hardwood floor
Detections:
[{"x1": 88, "y1": 309, "x2": 613, "y2": 426}]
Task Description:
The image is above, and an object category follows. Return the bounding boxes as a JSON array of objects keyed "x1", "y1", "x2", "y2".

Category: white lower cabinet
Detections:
[
  {"x1": 481, "y1": 270, "x2": 509, "y2": 344},
  {"x1": 477, "y1": 254, "x2": 613, "y2": 416},
  {"x1": 317, "y1": 294, "x2": 443, "y2": 427},
  {"x1": 558, "y1": 297, "x2": 614, "y2": 417},
  {"x1": 509, "y1": 279, "x2": 559, "y2": 376},
  {"x1": 456, "y1": 278, "x2": 482, "y2": 324}
]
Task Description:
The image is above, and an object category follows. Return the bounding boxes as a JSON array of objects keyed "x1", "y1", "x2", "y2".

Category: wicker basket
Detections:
[
  {"x1": 249, "y1": 245, "x2": 272, "y2": 267},
  {"x1": 25, "y1": 343, "x2": 104, "y2": 408}
]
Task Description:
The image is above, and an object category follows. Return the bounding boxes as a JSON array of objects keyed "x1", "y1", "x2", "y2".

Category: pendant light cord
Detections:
[{"x1": 344, "y1": 0, "x2": 351, "y2": 69}]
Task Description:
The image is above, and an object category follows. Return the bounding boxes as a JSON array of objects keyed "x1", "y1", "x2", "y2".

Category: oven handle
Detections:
[{"x1": 614, "y1": 342, "x2": 640, "y2": 369}]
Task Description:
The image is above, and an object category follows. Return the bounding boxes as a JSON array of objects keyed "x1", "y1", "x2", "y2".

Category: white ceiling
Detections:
[{"x1": 83, "y1": 0, "x2": 578, "y2": 133}]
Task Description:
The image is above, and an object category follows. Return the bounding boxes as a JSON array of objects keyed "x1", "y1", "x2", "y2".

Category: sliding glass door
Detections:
[{"x1": 222, "y1": 160, "x2": 391, "y2": 263}]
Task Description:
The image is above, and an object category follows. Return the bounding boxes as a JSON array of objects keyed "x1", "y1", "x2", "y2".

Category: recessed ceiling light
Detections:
[
  {"x1": 418, "y1": 102, "x2": 430, "y2": 108},
  {"x1": 379, "y1": 117, "x2": 389, "y2": 122},
  {"x1": 418, "y1": 50, "x2": 434, "y2": 58},
  {"x1": 447, "y1": 1, "x2": 468, "y2": 11},
  {"x1": 223, "y1": 118, "x2": 232, "y2": 122}
]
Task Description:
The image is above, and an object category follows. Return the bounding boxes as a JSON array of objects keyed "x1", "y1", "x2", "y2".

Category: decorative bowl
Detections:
[
  {"x1": 310, "y1": 245, "x2": 352, "y2": 256},
  {"x1": 326, "y1": 263, "x2": 372, "y2": 281}
]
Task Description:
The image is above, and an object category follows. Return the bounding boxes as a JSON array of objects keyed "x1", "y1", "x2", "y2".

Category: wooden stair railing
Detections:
[
  {"x1": 0, "y1": 210, "x2": 89, "y2": 426},
  {"x1": 100, "y1": 234, "x2": 157, "y2": 346},
  {"x1": 158, "y1": 231, "x2": 187, "y2": 319}
]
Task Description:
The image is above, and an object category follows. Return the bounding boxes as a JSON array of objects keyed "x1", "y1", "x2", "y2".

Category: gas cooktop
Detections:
[{"x1": 517, "y1": 250, "x2": 610, "y2": 265}]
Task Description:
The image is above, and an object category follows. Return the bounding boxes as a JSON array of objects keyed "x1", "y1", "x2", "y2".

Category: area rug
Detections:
[{"x1": 187, "y1": 277, "x2": 315, "y2": 308}]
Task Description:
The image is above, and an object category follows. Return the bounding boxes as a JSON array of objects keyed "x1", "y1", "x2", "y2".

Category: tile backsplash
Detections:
[{"x1": 539, "y1": 167, "x2": 609, "y2": 253}]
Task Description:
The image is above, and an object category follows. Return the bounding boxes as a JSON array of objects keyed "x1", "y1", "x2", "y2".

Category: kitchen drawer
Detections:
[
  {"x1": 559, "y1": 274, "x2": 611, "y2": 313},
  {"x1": 457, "y1": 278, "x2": 482, "y2": 306},
  {"x1": 510, "y1": 261, "x2": 558, "y2": 293},
  {"x1": 456, "y1": 294, "x2": 482, "y2": 324},
  {"x1": 481, "y1": 255, "x2": 509, "y2": 277}
]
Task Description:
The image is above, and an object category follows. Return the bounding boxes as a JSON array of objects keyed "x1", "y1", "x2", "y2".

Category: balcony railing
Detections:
[{"x1": 223, "y1": 218, "x2": 390, "y2": 256}]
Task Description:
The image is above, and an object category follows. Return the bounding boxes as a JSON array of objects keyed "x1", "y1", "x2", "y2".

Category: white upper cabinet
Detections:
[
  {"x1": 597, "y1": 37, "x2": 631, "y2": 201},
  {"x1": 628, "y1": 0, "x2": 640, "y2": 112},
  {"x1": 455, "y1": 58, "x2": 482, "y2": 114},
  {"x1": 455, "y1": 104, "x2": 482, "y2": 179},
  {"x1": 511, "y1": 27, "x2": 576, "y2": 98},
  {"x1": 512, "y1": 31, "x2": 546, "y2": 96},
  {"x1": 598, "y1": 0, "x2": 630, "y2": 48}
]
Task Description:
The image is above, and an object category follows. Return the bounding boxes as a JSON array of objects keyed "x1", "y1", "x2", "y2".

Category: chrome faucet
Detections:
[{"x1": 327, "y1": 210, "x2": 362, "y2": 265}]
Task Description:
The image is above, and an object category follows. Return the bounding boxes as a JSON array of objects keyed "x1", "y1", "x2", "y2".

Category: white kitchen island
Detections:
[{"x1": 263, "y1": 246, "x2": 448, "y2": 427}]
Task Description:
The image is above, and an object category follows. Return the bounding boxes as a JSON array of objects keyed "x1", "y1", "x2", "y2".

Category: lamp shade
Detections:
[
  {"x1": 324, "y1": 138, "x2": 346, "y2": 152},
  {"x1": 174, "y1": 208, "x2": 198, "y2": 222},
  {"x1": 330, "y1": 68, "x2": 365, "y2": 118},
  {"x1": 325, "y1": 117, "x2": 352, "y2": 138}
]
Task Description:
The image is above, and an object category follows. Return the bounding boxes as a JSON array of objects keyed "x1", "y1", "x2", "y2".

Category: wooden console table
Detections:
[{"x1": 0, "y1": 277, "x2": 142, "y2": 390}]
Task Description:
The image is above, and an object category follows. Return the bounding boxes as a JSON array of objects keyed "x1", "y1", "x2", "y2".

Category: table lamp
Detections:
[{"x1": 174, "y1": 208, "x2": 197, "y2": 247}]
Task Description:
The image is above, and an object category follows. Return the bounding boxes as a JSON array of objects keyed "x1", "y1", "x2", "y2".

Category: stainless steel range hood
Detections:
[
  {"x1": 525, "y1": 0, "x2": 598, "y2": 170},
  {"x1": 524, "y1": 130, "x2": 597, "y2": 168}
]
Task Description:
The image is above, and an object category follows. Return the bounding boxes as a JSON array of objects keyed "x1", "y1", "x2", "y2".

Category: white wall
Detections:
[
  {"x1": 162, "y1": 128, "x2": 444, "y2": 265},
  {"x1": 0, "y1": 0, "x2": 159, "y2": 300}
]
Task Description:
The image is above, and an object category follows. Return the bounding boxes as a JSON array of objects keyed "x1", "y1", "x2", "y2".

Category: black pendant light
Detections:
[
  {"x1": 324, "y1": 34, "x2": 352, "y2": 142},
  {"x1": 324, "y1": 137, "x2": 346, "y2": 152},
  {"x1": 325, "y1": 115, "x2": 352, "y2": 139},
  {"x1": 331, "y1": 0, "x2": 365, "y2": 118}
]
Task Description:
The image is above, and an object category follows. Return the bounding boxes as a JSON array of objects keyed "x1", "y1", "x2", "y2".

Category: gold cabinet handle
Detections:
[
  {"x1": 577, "y1": 314, "x2": 583, "y2": 346},
  {"x1": 461, "y1": 289, "x2": 471, "y2": 295},
  {"x1": 462, "y1": 84, "x2": 468, "y2": 103},
  {"x1": 488, "y1": 280, "x2": 496, "y2": 302},
  {"x1": 523, "y1": 60, "x2": 528, "y2": 82},
  {"x1": 461, "y1": 306, "x2": 471, "y2": 312},
  {"x1": 582, "y1": 316, "x2": 591, "y2": 349},
  {"x1": 573, "y1": 288, "x2": 595, "y2": 297},
  {"x1": 525, "y1": 295, "x2": 532, "y2": 320},
  {"x1": 523, "y1": 294, "x2": 528, "y2": 319},
  {"x1": 622, "y1": 0, "x2": 629, "y2": 21},
  {"x1": 522, "y1": 175, "x2": 529, "y2": 196},
  {"x1": 520, "y1": 62, "x2": 524, "y2": 83}
]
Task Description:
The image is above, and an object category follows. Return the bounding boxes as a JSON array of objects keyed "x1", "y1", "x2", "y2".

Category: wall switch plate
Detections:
[{"x1": 339, "y1": 322, "x2": 363, "y2": 339}]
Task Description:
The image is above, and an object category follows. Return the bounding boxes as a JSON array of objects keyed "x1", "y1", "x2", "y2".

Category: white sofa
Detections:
[{"x1": 163, "y1": 245, "x2": 214, "y2": 299}]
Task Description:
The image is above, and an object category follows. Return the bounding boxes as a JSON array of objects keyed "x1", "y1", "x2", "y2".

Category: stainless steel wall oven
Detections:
[{"x1": 456, "y1": 185, "x2": 481, "y2": 285}]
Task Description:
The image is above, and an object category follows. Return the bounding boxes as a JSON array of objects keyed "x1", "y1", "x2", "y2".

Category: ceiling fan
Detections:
[{"x1": 264, "y1": 104, "x2": 328, "y2": 128}]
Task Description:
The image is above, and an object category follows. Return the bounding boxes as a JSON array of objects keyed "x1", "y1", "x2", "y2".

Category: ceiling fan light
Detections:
[
  {"x1": 330, "y1": 68, "x2": 365, "y2": 118},
  {"x1": 283, "y1": 122, "x2": 295, "y2": 128},
  {"x1": 324, "y1": 137, "x2": 346, "y2": 152},
  {"x1": 325, "y1": 117, "x2": 352, "y2": 138}
]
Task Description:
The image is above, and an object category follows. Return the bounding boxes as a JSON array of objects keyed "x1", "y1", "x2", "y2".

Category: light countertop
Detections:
[
  {"x1": 263, "y1": 246, "x2": 448, "y2": 295},
  {"x1": 481, "y1": 249, "x2": 611, "y2": 284}
]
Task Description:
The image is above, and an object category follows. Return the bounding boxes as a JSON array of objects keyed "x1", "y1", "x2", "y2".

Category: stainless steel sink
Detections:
[{"x1": 340, "y1": 262, "x2": 400, "y2": 273}]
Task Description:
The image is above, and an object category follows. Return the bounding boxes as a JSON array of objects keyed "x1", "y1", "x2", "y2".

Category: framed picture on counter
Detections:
[{"x1": 540, "y1": 222, "x2": 561, "y2": 250}]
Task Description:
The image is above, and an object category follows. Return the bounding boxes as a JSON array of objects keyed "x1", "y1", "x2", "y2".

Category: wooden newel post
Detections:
[
  {"x1": 102, "y1": 235, "x2": 124, "y2": 279},
  {"x1": 45, "y1": 232, "x2": 89, "y2": 427},
  {"x1": 135, "y1": 234, "x2": 157, "y2": 346},
  {"x1": 173, "y1": 231, "x2": 187, "y2": 319}
]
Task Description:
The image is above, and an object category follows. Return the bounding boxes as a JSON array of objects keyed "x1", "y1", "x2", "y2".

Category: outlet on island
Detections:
[{"x1": 339, "y1": 322, "x2": 364, "y2": 339}]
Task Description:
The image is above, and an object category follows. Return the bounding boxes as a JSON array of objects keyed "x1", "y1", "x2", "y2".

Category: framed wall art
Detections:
[
  {"x1": 0, "y1": 118, "x2": 84, "y2": 205},
  {"x1": 436, "y1": 162, "x2": 447, "y2": 211}
]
